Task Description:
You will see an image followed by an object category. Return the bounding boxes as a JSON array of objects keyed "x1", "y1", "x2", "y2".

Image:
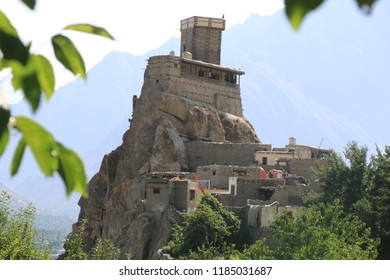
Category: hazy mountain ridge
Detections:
[{"x1": 223, "y1": 3, "x2": 390, "y2": 149}]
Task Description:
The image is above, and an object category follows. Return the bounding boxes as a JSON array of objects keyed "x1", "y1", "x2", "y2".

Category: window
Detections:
[
  {"x1": 153, "y1": 188, "x2": 160, "y2": 194},
  {"x1": 190, "y1": 190, "x2": 196, "y2": 201},
  {"x1": 231, "y1": 184, "x2": 236, "y2": 196},
  {"x1": 213, "y1": 170, "x2": 216, "y2": 176},
  {"x1": 262, "y1": 157, "x2": 268, "y2": 165},
  {"x1": 258, "y1": 189, "x2": 275, "y2": 201}
]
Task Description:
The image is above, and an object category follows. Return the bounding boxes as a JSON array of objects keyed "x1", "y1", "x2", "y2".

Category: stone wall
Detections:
[
  {"x1": 247, "y1": 203, "x2": 300, "y2": 228},
  {"x1": 214, "y1": 176, "x2": 312, "y2": 207},
  {"x1": 197, "y1": 165, "x2": 268, "y2": 189},
  {"x1": 185, "y1": 142, "x2": 268, "y2": 171},
  {"x1": 145, "y1": 177, "x2": 203, "y2": 213},
  {"x1": 197, "y1": 165, "x2": 233, "y2": 189},
  {"x1": 169, "y1": 75, "x2": 243, "y2": 117},
  {"x1": 145, "y1": 178, "x2": 171, "y2": 212},
  {"x1": 172, "y1": 180, "x2": 190, "y2": 212},
  {"x1": 271, "y1": 185, "x2": 308, "y2": 206},
  {"x1": 288, "y1": 159, "x2": 328, "y2": 191},
  {"x1": 145, "y1": 55, "x2": 244, "y2": 117},
  {"x1": 215, "y1": 178, "x2": 285, "y2": 207}
]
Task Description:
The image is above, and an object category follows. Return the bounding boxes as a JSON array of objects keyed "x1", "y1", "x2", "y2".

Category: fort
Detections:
[
  {"x1": 72, "y1": 16, "x2": 330, "y2": 259},
  {"x1": 139, "y1": 16, "x2": 329, "y2": 233}
]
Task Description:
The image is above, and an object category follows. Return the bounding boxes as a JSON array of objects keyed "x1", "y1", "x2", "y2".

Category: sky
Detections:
[{"x1": 0, "y1": 0, "x2": 284, "y2": 88}]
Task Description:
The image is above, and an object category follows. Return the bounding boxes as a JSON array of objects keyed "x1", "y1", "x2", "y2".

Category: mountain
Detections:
[
  {"x1": 0, "y1": 183, "x2": 29, "y2": 209},
  {"x1": 222, "y1": 1, "x2": 390, "y2": 150},
  {"x1": 1, "y1": 1, "x2": 389, "y2": 218}
]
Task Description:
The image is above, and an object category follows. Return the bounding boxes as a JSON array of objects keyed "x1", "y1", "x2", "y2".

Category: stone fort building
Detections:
[
  {"x1": 71, "y1": 16, "x2": 329, "y2": 260},
  {"x1": 142, "y1": 16, "x2": 328, "y2": 232}
]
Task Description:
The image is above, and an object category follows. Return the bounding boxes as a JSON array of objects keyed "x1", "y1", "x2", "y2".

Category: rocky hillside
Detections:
[{"x1": 73, "y1": 72, "x2": 259, "y2": 259}]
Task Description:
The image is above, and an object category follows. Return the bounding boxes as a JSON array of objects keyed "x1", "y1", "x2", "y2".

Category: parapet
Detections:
[{"x1": 145, "y1": 54, "x2": 245, "y2": 117}]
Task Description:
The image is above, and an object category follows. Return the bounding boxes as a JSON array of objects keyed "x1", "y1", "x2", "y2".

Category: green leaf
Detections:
[
  {"x1": 56, "y1": 142, "x2": 87, "y2": 196},
  {"x1": 0, "y1": 126, "x2": 10, "y2": 156},
  {"x1": 0, "y1": 107, "x2": 10, "y2": 155},
  {"x1": 356, "y1": 0, "x2": 377, "y2": 14},
  {"x1": 284, "y1": 0, "x2": 324, "y2": 30},
  {"x1": 14, "y1": 116, "x2": 58, "y2": 176},
  {"x1": 0, "y1": 11, "x2": 18, "y2": 37},
  {"x1": 0, "y1": 11, "x2": 29, "y2": 64},
  {"x1": 65, "y1": 24, "x2": 115, "y2": 40},
  {"x1": 10, "y1": 138, "x2": 26, "y2": 175},
  {"x1": 7, "y1": 59, "x2": 41, "y2": 112},
  {"x1": 31, "y1": 54, "x2": 55, "y2": 101},
  {"x1": 0, "y1": 107, "x2": 10, "y2": 134},
  {"x1": 51, "y1": 34, "x2": 86, "y2": 79},
  {"x1": 20, "y1": 0, "x2": 36, "y2": 10}
]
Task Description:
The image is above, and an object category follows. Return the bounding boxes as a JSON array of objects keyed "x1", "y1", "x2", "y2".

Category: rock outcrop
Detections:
[{"x1": 69, "y1": 73, "x2": 260, "y2": 259}]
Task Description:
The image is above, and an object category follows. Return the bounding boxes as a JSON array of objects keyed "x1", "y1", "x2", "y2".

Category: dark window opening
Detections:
[
  {"x1": 190, "y1": 190, "x2": 196, "y2": 201},
  {"x1": 224, "y1": 73, "x2": 237, "y2": 84},
  {"x1": 213, "y1": 170, "x2": 216, "y2": 176},
  {"x1": 153, "y1": 188, "x2": 160, "y2": 194},
  {"x1": 231, "y1": 184, "x2": 236, "y2": 195},
  {"x1": 258, "y1": 189, "x2": 275, "y2": 201},
  {"x1": 262, "y1": 157, "x2": 268, "y2": 165}
]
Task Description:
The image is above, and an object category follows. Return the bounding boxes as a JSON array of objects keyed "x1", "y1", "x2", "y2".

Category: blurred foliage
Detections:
[
  {"x1": 0, "y1": 0, "x2": 114, "y2": 196},
  {"x1": 285, "y1": 0, "x2": 378, "y2": 30}
]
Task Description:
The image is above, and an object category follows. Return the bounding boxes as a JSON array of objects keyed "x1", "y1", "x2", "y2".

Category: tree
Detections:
[
  {"x1": 313, "y1": 141, "x2": 369, "y2": 209},
  {"x1": 63, "y1": 218, "x2": 125, "y2": 260},
  {"x1": 364, "y1": 146, "x2": 390, "y2": 259},
  {"x1": 164, "y1": 194, "x2": 241, "y2": 259},
  {"x1": 0, "y1": 192, "x2": 51, "y2": 260},
  {"x1": 236, "y1": 238, "x2": 272, "y2": 260},
  {"x1": 313, "y1": 142, "x2": 390, "y2": 259},
  {"x1": 63, "y1": 219, "x2": 88, "y2": 260},
  {"x1": 270, "y1": 201, "x2": 379, "y2": 260},
  {"x1": 0, "y1": 0, "x2": 114, "y2": 196},
  {"x1": 285, "y1": 0, "x2": 379, "y2": 30},
  {"x1": 90, "y1": 238, "x2": 121, "y2": 260}
]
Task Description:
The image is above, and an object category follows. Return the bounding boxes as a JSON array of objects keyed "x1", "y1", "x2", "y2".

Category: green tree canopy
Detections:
[
  {"x1": 63, "y1": 218, "x2": 126, "y2": 260},
  {"x1": 164, "y1": 194, "x2": 241, "y2": 259},
  {"x1": 271, "y1": 201, "x2": 379, "y2": 260},
  {"x1": 313, "y1": 142, "x2": 390, "y2": 259},
  {"x1": 313, "y1": 141, "x2": 369, "y2": 209},
  {"x1": 0, "y1": 192, "x2": 51, "y2": 260}
]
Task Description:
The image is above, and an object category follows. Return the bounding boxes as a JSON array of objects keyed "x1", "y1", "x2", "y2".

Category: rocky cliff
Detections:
[{"x1": 71, "y1": 70, "x2": 260, "y2": 259}]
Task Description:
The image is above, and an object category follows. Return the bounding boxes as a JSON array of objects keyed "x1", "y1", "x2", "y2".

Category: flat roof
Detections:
[
  {"x1": 181, "y1": 57, "x2": 245, "y2": 75},
  {"x1": 180, "y1": 16, "x2": 225, "y2": 31}
]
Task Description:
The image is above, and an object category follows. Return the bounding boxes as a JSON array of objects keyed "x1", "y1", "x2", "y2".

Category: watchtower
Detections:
[{"x1": 180, "y1": 16, "x2": 225, "y2": 65}]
